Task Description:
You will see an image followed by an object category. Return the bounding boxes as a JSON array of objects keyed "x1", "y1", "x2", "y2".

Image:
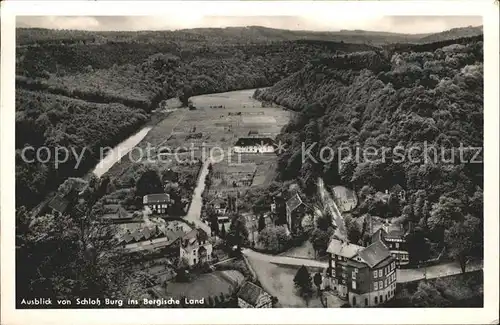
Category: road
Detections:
[
  {"x1": 317, "y1": 178, "x2": 347, "y2": 241},
  {"x1": 184, "y1": 158, "x2": 212, "y2": 234},
  {"x1": 242, "y1": 249, "x2": 483, "y2": 283}
]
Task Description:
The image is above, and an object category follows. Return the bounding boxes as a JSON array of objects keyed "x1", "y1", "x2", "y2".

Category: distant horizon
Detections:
[
  {"x1": 15, "y1": 24, "x2": 484, "y2": 36},
  {"x1": 16, "y1": 16, "x2": 483, "y2": 35}
]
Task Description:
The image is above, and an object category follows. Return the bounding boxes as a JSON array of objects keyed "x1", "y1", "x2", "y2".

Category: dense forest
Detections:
[
  {"x1": 254, "y1": 35, "x2": 484, "y2": 267},
  {"x1": 15, "y1": 89, "x2": 148, "y2": 208},
  {"x1": 15, "y1": 29, "x2": 375, "y2": 210}
]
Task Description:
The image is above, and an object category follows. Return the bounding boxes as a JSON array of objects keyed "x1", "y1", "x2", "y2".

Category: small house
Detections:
[
  {"x1": 237, "y1": 282, "x2": 272, "y2": 308},
  {"x1": 285, "y1": 193, "x2": 311, "y2": 231}
]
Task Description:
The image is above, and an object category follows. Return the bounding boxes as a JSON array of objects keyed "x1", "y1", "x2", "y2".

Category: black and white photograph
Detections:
[{"x1": 1, "y1": 1, "x2": 498, "y2": 324}]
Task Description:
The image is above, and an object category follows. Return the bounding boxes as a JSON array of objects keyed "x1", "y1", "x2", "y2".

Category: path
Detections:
[
  {"x1": 317, "y1": 178, "x2": 347, "y2": 241},
  {"x1": 242, "y1": 249, "x2": 483, "y2": 283},
  {"x1": 242, "y1": 248, "x2": 328, "y2": 268},
  {"x1": 396, "y1": 259, "x2": 483, "y2": 283}
]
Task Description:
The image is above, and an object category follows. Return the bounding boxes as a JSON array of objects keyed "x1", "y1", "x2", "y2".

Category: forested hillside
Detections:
[
  {"x1": 255, "y1": 35, "x2": 483, "y2": 263},
  {"x1": 15, "y1": 28, "x2": 376, "y2": 209},
  {"x1": 15, "y1": 90, "x2": 148, "y2": 208}
]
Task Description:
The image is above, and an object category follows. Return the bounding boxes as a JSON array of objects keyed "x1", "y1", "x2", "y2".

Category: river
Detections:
[{"x1": 92, "y1": 126, "x2": 153, "y2": 178}]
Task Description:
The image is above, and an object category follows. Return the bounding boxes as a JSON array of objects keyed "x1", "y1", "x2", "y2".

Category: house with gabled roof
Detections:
[
  {"x1": 326, "y1": 237, "x2": 397, "y2": 307},
  {"x1": 236, "y1": 282, "x2": 272, "y2": 308}
]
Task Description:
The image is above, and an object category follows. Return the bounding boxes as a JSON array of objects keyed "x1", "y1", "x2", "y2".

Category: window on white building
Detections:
[
  {"x1": 352, "y1": 281, "x2": 356, "y2": 289},
  {"x1": 378, "y1": 270, "x2": 383, "y2": 277},
  {"x1": 373, "y1": 271, "x2": 378, "y2": 278},
  {"x1": 374, "y1": 282, "x2": 378, "y2": 290},
  {"x1": 385, "y1": 279, "x2": 388, "y2": 287},
  {"x1": 379, "y1": 281, "x2": 383, "y2": 289}
]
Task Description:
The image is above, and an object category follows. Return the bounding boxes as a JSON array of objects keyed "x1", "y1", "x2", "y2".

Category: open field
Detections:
[
  {"x1": 244, "y1": 257, "x2": 339, "y2": 307},
  {"x1": 105, "y1": 89, "x2": 291, "y2": 180},
  {"x1": 162, "y1": 89, "x2": 292, "y2": 154}
]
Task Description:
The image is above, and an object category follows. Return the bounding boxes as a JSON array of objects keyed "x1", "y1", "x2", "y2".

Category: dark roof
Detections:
[
  {"x1": 371, "y1": 224, "x2": 406, "y2": 243},
  {"x1": 143, "y1": 193, "x2": 170, "y2": 204},
  {"x1": 286, "y1": 193, "x2": 303, "y2": 212},
  {"x1": 385, "y1": 224, "x2": 406, "y2": 239},
  {"x1": 116, "y1": 222, "x2": 184, "y2": 245},
  {"x1": 181, "y1": 228, "x2": 209, "y2": 246},
  {"x1": 356, "y1": 240, "x2": 392, "y2": 268},
  {"x1": 234, "y1": 137, "x2": 275, "y2": 147},
  {"x1": 237, "y1": 282, "x2": 270, "y2": 306},
  {"x1": 48, "y1": 195, "x2": 70, "y2": 214}
]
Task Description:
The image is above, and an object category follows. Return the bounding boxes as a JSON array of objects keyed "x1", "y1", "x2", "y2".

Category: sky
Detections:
[{"x1": 16, "y1": 16, "x2": 483, "y2": 34}]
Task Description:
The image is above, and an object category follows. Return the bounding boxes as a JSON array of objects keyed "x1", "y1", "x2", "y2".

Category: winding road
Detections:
[{"x1": 242, "y1": 248, "x2": 483, "y2": 283}]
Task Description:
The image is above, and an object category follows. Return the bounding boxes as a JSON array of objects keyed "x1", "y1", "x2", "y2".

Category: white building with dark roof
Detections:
[
  {"x1": 233, "y1": 137, "x2": 275, "y2": 154},
  {"x1": 143, "y1": 193, "x2": 171, "y2": 215}
]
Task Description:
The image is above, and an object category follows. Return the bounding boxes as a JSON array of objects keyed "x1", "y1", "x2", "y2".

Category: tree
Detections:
[
  {"x1": 220, "y1": 223, "x2": 227, "y2": 239},
  {"x1": 257, "y1": 225, "x2": 290, "y2": 253},
  {"x1": 226, "y1": 214, "x2": 249, "y2": 248},
  {"x1": 313, "y1": 272, "x2": 323, "y2": 296},
  {"x1": 410, "y1": 281, "x2": 450, "y2": 307},
  {"x1": 406, "y1": 227, "x2": 431, "y2": 265},
  {"x1": 310, "y1": 228, "x2": 332, "y2": 258},
  {"x1": 316, "y1": 215, "x2": 330, "y2": 231},
  {"x1": 15, "y1": 179, "x2": 129, "y2": 302},
  {"x1": 179, "y1": 85, "x2": 193, "y2": 107},
  {"x1": 207, "y1": 206, "x2": 219, "y2": 237},
  {"x1": 135, "y1": 169, "x2": 163, "y2": 199},
  {"x1": 428, "y1": 196, "x2": 465, "y2": 242},
  {"x1": 293, "y1": 265, "x2": 313, "y2": 305},
  {"x1": 258, "y1": 214, "x2": 266, "y2": 232},
  {"x1": 445, "y1": 215, "x2": 482, "y2": 273}
]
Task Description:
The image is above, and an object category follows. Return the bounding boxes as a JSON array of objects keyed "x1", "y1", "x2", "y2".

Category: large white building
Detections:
[{"x1": 233, "y1": 137, "x2": 276, "y2": 154}]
